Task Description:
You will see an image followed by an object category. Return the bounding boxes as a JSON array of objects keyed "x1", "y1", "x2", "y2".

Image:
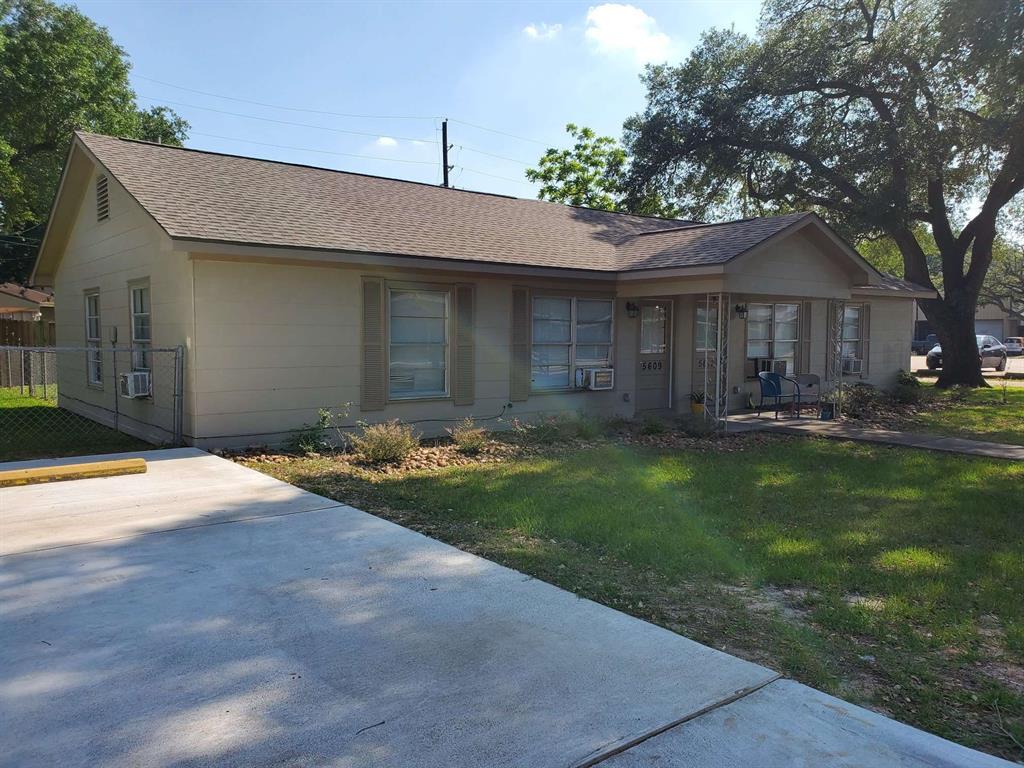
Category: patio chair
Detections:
[
  {"x1": 756, "y1": 371, "x2": 801, "y2": 419},
  {"x1": 794, "y1": 373, "x2": 821, "y2": 417}
]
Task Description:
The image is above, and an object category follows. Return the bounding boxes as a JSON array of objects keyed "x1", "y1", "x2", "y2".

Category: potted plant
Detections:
[{"x1": 689, "y1": 391, "x2": 705, "y2": 414}]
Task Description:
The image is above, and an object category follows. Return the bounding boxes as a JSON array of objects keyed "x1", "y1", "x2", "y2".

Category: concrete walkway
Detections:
[
  {"x1": 729, "y1": 412, "x2": 1024, "y2": 460},
  {"x1": 0, "y1": 449, "x2": 1013, "y2": 767}
]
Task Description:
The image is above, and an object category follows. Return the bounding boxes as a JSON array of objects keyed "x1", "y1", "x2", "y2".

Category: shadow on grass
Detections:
[
  {"x1": 0, "y1": 404, "x2": 150, "y2": 462},
  {"x1": 266, "y1": 436, "x2": 1024, "y2": 759}
]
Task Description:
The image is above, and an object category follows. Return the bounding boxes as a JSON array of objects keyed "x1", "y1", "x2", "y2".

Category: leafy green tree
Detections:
[
  {"x1": 527, "y1": 124, "x2": 626, "y2": 211},
  {"x1": 623, "y1": 0, "x2": 1024, "y2": 387},
  {"x1": 0, "y1": 0, "x2": 188, "y2": 282},
  {"x1": 527, "y1": 124, "x2": 678, "y2": 217}
]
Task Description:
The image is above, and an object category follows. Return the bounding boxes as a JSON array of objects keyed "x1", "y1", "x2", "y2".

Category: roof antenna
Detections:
[{"x1": 441, "y1": 119, "x2": 453, "y2": 188}]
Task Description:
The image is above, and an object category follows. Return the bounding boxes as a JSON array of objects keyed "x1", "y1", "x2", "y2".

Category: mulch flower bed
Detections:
[{"x1": 226, "y1": 424, "x2": 789, "y2": 475}]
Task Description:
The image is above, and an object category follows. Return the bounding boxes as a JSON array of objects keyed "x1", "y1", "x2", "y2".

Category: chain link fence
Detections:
[{"x1": 1, "y1": 345, "x2": 184, "y2": 462}]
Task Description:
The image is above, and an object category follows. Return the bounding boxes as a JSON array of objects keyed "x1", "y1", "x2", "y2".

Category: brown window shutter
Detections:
[
  {"x1": 509, "y1": 287, "x2": 531, "y2": 402},
  {"x1": 861, "y1": 303, "x2": 871, "y2": 377},
  {"x1": 825, "y1": 300, "x2": 836, "y2": 381},
  {"x1": 453, "y1": 283, "x2": 475, "y2": 405},
  {"x1": 799, "y1": 301, "x2": 813, "y2": 374},
  {"x1": 361, "y1": 277, "x2": 386, "y2": 411}
]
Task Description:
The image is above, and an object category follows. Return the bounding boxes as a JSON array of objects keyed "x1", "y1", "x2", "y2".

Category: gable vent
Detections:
[{"x1": 96, "y1": 175, "x2": 110, "y2": 221}]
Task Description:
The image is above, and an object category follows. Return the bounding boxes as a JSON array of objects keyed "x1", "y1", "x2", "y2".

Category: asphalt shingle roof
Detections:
[{"x1": 74, "y1": 131, "x2": 920, "y2": 293}]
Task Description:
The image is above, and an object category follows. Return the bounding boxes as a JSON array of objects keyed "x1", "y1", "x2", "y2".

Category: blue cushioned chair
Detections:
[{"x1": 756, "y1": 371, "x2": 801, "y2": 419}]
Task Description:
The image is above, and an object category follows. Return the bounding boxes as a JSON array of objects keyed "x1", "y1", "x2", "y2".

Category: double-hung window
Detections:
[
  {"x1": 842, "y1": 304, "x2": 863, "y2": 360},
  {"x1": 130, "y1": 285, "x2": 151, "y2": 372},
  {"x1": 531, "y1": 296, "x2": 613, "y2": 390},
  {"x1": 746, "y1": 303, "x2": 800, "y2": 375},
  {"x1": 695, "y1": 304, "x2": 718, "y2": 352},
  {"x1": 85, "y1": 291, "x2": 102, "y2": 386},
  {"x1": 388, "y1": 288, "x2": 449, "y2": 399}
]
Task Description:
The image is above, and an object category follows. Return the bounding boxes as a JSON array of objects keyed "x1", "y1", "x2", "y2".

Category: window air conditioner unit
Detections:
[
  {"x1": 842, "y1": 358, "x2": 863, "y2": 375},
  {"x1": 119, "y1": 371, "x2": 151, "y2": 398},
  {"x1": 577, "y1": 367, "x2": 615, "y2": 391}
]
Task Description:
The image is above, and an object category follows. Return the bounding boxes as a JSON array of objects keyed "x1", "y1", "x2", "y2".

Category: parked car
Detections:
[
  {"x1": 1004, "y1": 336, "x2": 1023, "y2": 356},
  {"x1": 926, "y1": 335, "x2": 1008, "y2": 371},
  {"x1": 912, "y1": 334, "x2": 939, "y2": 354}
]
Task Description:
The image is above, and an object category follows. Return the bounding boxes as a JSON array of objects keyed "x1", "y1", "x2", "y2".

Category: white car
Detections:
[{"x1": 1004, "y1": 337, "x2": 1023, "y2": 356}]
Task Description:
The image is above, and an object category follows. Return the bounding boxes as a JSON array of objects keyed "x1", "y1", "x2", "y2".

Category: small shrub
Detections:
[
  {"x1": 569, "y1": 411, "x2": 606, "y2": 439},
  {"x1": 446, "y1": 418, "x2": 488, "y2": 453},
  {"x1": 677, "y1": 414, "x2": 715, "y2": 436},
  {"x1": 893, "y1": 369, "x2": 922, "y2": 404},
  {"x1": 639, "y1": 415, "x2": 668, "y2": 435},
  {"x1": 287, "y1": 407, "x2": 347, "y2": 455},
  {"x1": 351, "y1": 420, "x2": 419, "y2": 464},
  {"x1": 839, "y1": 383, "x2": 884, "y2": 420}
]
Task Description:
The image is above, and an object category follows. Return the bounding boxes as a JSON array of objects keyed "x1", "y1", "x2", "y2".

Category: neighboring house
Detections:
[
  {"x1": 31, "y1": 132, "x2": 932, "y2": 448},
  {"x1": 0, "y1": 282, "x2": 55, "y2": 344},
  {"x1": 914, "y1": 302, "x2": 1022, "y2": 343}
]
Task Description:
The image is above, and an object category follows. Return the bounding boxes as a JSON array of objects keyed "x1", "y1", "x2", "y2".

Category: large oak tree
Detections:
[
  {"x1": 0, "y1": 0, "x2": 188, "y2": 283},
  {"x1": 622, "y1": 0, "x2": 1024, "y2": 386}
]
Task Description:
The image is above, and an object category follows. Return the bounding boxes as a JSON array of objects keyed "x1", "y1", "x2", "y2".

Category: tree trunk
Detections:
[{"x1": 919, "y1": 283, "x2": 986, "y2": 388}]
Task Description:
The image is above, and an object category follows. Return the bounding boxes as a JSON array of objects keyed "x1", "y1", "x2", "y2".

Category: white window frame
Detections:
[
  {"x1": 746, "y1": 302, "x2": 800, "y2": 375},
  {"x1": 130, "y1": 284, "x2": 152, "y2": 373},
  {"x1": 85, "y1": 290, "x2": 102, "y2": 387},
  {"x1": 387, "y1": 286, "x2": 451, "y2": 400},
  {"x1": 841, "y1": 303, "x2": 863, "y2": 362},
  {"x1": 531, "y1": 295, "x2": 614, "y2": 392},
  {"x1": 695, "y1": 304, "x2": 718, "y2": 352}
]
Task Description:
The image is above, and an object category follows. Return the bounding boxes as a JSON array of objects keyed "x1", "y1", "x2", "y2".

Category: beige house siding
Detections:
[
  {"x1": 52, "y1": 170, "x2": 193, "y2": 444},
  {"x1": 187, "y1": 257, "x2": 637, "y2": 448},
  {"x1": 184, "y1": 256, "x2": 913, "y2": 448}
]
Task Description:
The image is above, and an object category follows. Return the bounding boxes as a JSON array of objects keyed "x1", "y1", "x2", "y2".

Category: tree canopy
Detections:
[
  {"x1": 526, "y1": 123, "x2": 676, "y2": 217},
  {"x1": 0, "y1": 0, "x2": 189, "y2": 282},
  {"x1": 526, "y1": 123, "x2": 626, "y2": 211},
  {"x1": 622, "y1": 0, "x2": 1024, "y2": 385}
]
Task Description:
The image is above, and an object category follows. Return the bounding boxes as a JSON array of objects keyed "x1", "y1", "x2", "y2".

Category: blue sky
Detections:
[{"x1": 78, "y1": 1, "x2": 762, "y2": 198}]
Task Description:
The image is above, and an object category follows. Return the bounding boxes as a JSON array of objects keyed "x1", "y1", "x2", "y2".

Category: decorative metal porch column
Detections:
[{"x1": 701, "y1": 293, "x2": 730, "y2": 430}]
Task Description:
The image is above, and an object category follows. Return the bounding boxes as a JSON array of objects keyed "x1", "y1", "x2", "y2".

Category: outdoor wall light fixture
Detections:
[
  {"x1": 735, "y1": 303, "x2": 749, "y2": 319},
  {"x1": 625, "y1": 301, "x2": 640, "y2": 319}
]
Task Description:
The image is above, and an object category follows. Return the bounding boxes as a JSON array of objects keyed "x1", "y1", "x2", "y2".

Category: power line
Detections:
[
  {"x1": 135, "y1": 74, "x2": 438, "y2": 121},
  {"x1": 448, "y1": 118, "x2": 556, "y2": 147},
  {"x1": 457, "y1": 166, "x2": 534, "y2": 186},
  {"x1": 190, "y1": 131, "x2": 437, "y2": 165},
  {"x1": 138, "y1": 95, "x2": 438, "y2": 144},
  {"x1": 456, "y1": 144, "x2": 532, "y2": 166},
  {"x1": 134, "y1": 73, "x2": 559, "y2": 148}
]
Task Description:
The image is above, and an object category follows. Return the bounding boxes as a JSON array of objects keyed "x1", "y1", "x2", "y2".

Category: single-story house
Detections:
[
  {"x1": 0, "y1": 282, "x2": 55, "y2": 344},
  {"x1": 31, "y1": 131, "x2": 932, "y2": 448},
  {"x1": 915, "y1": 301, "x2": 1023, "y2": 343}
]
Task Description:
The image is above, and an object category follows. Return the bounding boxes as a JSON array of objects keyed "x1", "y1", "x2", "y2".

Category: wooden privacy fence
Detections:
[{"x1": 0, "y1": 318, "x2": 55, "y2": 347}]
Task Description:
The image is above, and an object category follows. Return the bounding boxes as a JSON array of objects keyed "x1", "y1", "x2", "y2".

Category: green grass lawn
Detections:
[
  {"x1": 0, "y1": 387, "x2": 150, "y2": 462},
  {"x1": 904, "y1": 383, "x2": 1024, "y2": 446},
  {"x1": 244, "y1": 436, "x2": 1024, "y2": 761}
]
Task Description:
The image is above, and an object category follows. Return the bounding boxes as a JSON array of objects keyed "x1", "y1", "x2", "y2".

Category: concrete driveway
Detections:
[{"x1": 0, "y1": 449, "x2": 1011, "y2": 767}]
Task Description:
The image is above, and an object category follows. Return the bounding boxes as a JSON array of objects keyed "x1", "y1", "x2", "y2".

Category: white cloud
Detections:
[
  {"x1": 375, "y1": 136, "x2": 397, "y2": 147},
  {"x1": 584, "y1": 4, "x2": 672, "y2": 65},
  {"x1": 523, "y1": 22, "x2": 562, "y2": 41}
]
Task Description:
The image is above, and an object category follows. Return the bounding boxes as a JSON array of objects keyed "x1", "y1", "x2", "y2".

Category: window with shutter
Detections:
[
  {"x1": 452, "y1": 284, "x2": 475, "y2": 406},
  {"x1": 509, "y1": 287, "x2": 531, "y2": 402},
  {"x1": 361, "y1": 278, "x2": 386, "y2": 411}
]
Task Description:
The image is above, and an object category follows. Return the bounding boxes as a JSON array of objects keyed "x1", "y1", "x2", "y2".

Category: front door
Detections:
[{"x1": 637, "y1": 301, "x2": 672, "y2": 411}]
